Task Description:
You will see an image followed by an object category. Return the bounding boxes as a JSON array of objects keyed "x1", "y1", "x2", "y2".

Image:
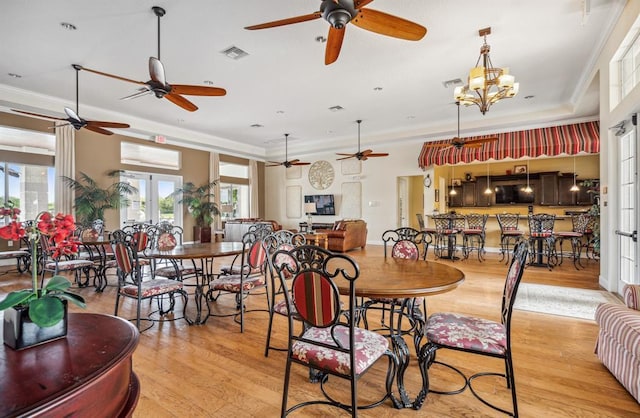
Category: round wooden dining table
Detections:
[
  {"x1": 147, "y1": 241, "x2": 244, "y2": 324},
  {"x1": 335, "y1": 257, "x2": 465, "y2": 410}
]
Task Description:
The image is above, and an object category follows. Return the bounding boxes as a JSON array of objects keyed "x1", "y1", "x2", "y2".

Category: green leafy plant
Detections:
[
  {"x1": 61, "y1": 171, "x2": 137, "y2": 225},
  {"x1": 0, "y1": 210, "x2": 86, "y2": 327},
  {"x1": 579, "y1": 179, "x2": 600, "y2": 254},
  {"x1": 172, "y1": 181, "x2": 219, "y2": 227}
]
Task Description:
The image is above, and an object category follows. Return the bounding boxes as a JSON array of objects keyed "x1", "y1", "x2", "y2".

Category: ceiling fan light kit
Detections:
[{"x1": 454, "y1": 27, "x2": 519, "y2": 114}]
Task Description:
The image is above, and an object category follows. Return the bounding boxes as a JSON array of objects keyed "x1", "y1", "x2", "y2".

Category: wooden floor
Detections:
[{"x1": 1, "y1": 246, "x2": 638, "y2": 418}]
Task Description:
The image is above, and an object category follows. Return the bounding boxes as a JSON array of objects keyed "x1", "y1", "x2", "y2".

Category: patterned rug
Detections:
[{"x1": 514, "y1": 283, "x2": 623, "y2": 320}]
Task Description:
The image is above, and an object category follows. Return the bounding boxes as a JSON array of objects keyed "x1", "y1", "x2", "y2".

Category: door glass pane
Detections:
[
  {"x1": 0, "y1": 162, "x2": 53, "y2": 224},
  {"x1": 123, "y1": 178, "x2": 149, "y2": 225},
  {"x1": 220, "y1": 183, "x2": 249, "y2": 220},
  {"x1": 157, "y1": 179, "x2": 178, "y2": 224},
  {"x1": 618, "y1": 127, "x2": 637, "y2": 287}
]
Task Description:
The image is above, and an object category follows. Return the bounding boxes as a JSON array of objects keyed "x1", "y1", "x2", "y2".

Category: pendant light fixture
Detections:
[
  {"x1": 523, "y1": 159, "x2": 533, "y2": 193},
  {"x1": 449, "y1": 165, "x2": 457, "y2": 195},
  {"x1": 570, "y1": 156, "x2": 580, "y2": 191},
  {"x1": 484, "y1": 162, "x2": 492, "y2": 194}
]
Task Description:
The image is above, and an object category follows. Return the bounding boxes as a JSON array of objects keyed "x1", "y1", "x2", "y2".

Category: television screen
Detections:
[
  {"x1": 304, "y1": 194, "x2": 335, "y2": 215},
  {"x1": 495, "y1": 185, "x2": 534, "y2": 204}
]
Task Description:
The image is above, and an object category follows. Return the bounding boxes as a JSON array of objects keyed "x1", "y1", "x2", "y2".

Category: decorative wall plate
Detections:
[{"x1": 308, "y1": 160, "x2": 334, "y2": 190}]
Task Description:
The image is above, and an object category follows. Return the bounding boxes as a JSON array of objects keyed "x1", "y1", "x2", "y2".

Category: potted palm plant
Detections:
[
  {"x1": 171, "y1": 181, "x2": 219, "y2": 243},
  {"x1": 62, "y1": 171, "x2": 137, "y2": 226}
]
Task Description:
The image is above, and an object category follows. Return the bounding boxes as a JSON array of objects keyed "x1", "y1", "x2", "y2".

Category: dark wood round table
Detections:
[
  {"x1": 0, "y1": 313, "x2": 140, "y2": 417},
  {"x1": 147, "y1": 241, "x2": 245, "y2": 324},
  {"x1": 337, "y1": 257, "x2": 465, "y2": 410}
]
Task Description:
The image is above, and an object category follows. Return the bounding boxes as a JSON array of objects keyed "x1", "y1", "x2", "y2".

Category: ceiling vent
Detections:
[
  {"x1": 220, "y1": 46, "x2": 249, "y2": 60},
  {"x1": 328, "y1": 105, "x2": 344, "y2": 112},
  {"x1": 442, "y1": 78, "x2": 463, "y2": 88}
]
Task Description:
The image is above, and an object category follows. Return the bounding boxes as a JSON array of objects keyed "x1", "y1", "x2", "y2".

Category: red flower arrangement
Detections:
[{"x1": 0, "y1": 208, "x2": 86, "y2": 328}]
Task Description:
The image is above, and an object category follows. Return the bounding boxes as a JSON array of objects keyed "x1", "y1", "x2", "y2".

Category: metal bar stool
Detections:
[
  {"x1": 496, "y1": 213, "x2": 524, "y2": 265},
  {"x1": 527, "y1": 213, "x2": 557, "y2": 270},
  {"x1": 462, "y1": 213, "x2": 489, "y2": 261},
  {"x1": 553, "y1": 213, "x2": 591, "y2": 270}
]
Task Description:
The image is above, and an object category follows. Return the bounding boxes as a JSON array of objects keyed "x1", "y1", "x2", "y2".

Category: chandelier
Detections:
[{"x1": 454, "y1": 27, "x2": 519, "y2": 115}]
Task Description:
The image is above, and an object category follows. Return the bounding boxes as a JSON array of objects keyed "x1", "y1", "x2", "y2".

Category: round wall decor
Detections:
[{"x1": 308, "y1": 160, "x2": 334, "y2": 190}]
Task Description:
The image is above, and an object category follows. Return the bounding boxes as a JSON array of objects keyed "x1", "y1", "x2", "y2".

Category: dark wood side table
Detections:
[{"x1": 0, "y1": 313, "x2": 140, "y2": 417}]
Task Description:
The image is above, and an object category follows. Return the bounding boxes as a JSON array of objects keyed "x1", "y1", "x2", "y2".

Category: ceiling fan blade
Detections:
[
  {"x1": 336, "y1": 153, "x2": 357, "y2": 156},
  {"x1": 336, "y1": 155, "x2": 355, "y2": 161},
  {"x1": 288, "y1": 159, "x2": 300, "y2": 164},
  {"x1": 352, "y1": 8, "x2": 427, "y2": 41},
  {"x1": 291, "y1": 162, "x2": 311, "y2": 166},
  {"x1": 164, "y1": 93, "x2": 198, "y2": 112},
  {"x1": 465, "y1": 136, "x2": 499, "y2": 145},
  {"x1": 325, "y1": 26, "x2": 346, "y2": 65},
  {"x1": 361, "y1": 149, "x2": 373, "y2": 155},
  {"x1": 86, "y1": 120, "x2": 130, "y2": 129},
  {"x1": 171, "y1": 84, "x2": 227, "y2": 96},
  {"x1": 83, "y1": 125, "x2": 114, "y2": 135},
  {"x1": 245, "y1": 12, "x2": 322, "y2": 30},
  {"x1": 266, "y1": 163, "x2": 283, "y2": 167},
  {"x1": 78, "y1": 65, "x2": 147, "y2": 86},
  {"x1": 11, "y1": 109, "x2": 67, "y2": 121},
  {"x1": 366, "y1": 153, "x2": 389, "y2": 157},
  {"x1": 149, "y1": 57, "x2": 166, "y2": 85}
]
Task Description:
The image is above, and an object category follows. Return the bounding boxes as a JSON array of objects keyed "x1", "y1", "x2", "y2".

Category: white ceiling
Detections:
[{"x1": 0, "y1": 0, "x2": 625, "y2": 161}]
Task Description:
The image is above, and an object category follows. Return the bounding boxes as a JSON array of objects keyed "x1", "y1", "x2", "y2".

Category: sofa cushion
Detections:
[
  {"x1": 595, "y1": 303, "x2": 640, "y2": 359},
  {"x1": 624, "y1": 285, "x2": 640, "y2": 310}
]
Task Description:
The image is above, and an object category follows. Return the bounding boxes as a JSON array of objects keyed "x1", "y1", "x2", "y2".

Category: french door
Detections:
[
  {"x1": 616, "y1": 116, "x2": 639, "y2": 293},
  {"x1": 119, "y1": 171, "x2": 182, "y2": 228}
]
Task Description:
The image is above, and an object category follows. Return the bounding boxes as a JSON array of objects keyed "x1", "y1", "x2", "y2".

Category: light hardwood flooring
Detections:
[{"x1": 1, "y1": 246, "x2": 638, "y2": 418}]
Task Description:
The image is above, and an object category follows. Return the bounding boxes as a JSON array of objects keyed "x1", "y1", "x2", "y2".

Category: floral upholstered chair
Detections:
[
  {"x1": 272, "y1": 245, "x2": 397, "y2": 416},
  {"x1": 421, "y1": 241, "x2": 529, "y2": 417},
  {"x1": 206, "y1": 228, "x2": 269, "y2": 332},
  {"x1": 111, "y1": 230, "x2": 190, "y2": 331}
]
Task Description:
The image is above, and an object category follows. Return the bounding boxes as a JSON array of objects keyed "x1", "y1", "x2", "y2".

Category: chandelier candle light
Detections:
[{"x1": 454, "y1": 27, "x2": 519, "y2": 114}]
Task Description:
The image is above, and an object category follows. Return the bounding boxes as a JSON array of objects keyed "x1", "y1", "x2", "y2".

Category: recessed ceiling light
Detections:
[
  {"x1": 315, "y1": 36, "x2": 327, "y2": 43},
  {"x1": 60, "y1": 22, "x2": 77, "y2": 30},
  {"x1": 328, "y1": 105, "x2": 344, "y2": 112},
  {"x1": 276, "y1": 110, "x2": 285, "y2": 114},
  {"x1": 525, "y1": 95, "x2": 535, "y2": 99},
  {"x1": 220, "y1": 46, "x2": 249, "y2": 60},
  {"x1": 406, "y1": 115, "x2": 415, "y2": 119},
  {"x1": 250, "y1": 123, "x2": 264, "y2": 128},
  {"x1": 8, "y1": 73, "x2": 22, "y2": 78},
  {"x1": 373, "y1": 87, "x2": 383, "y2": 91}
]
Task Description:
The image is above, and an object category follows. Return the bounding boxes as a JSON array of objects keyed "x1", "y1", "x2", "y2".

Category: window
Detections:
[
  {"x1": 219, "y1": 159, "x2": 250, "y2": 221},
  {"x1": 121, "y1": 142, "x2": 181, "y2": 170},
  {"x1": 612, "y1": 14, "x2": 640, "y2": 108},
  {"x1": 0, "y1": 162, "x2": 54, "y2": 225}
]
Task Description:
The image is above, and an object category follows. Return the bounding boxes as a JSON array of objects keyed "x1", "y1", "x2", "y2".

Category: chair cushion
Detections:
[
  {"x1": 530, "y1": 232, "x2": 552, "y2": 238},
  {"x1": 426, "y1": 312, "x2": 507, "y2": 356},
  {"x1": 0, "y1": 250, "x2": 29, "y2": 259},
  {"x1": 463, "y1": 229, "x2": 483, "y2": 235},
  {"x1": 45, "y1": 259, "x2": 94, "y2": 271},
  {"x1": 155, "y1": 264, "x2": 198, "y2": 278},
  {"x1": 210, "y1": 274, "x2": 265, "y2": 292},
  {"x1": 502, "y1": 230, "x2": 524, "y2": 236},
  {"x1": 292, "y1": 326, "x2": 389, "y2": 375},
  {"x1": 392, "y1": 241, "x2": 419, "y2": 259},
  {"x1": 157, "y1": 232, "x2": 177, "y2": 251},
  {"x1": 121, "y1": 278, "x2": 184, "y2": 298},
  {"x1": 554, "y1": 231, "x2": 583, "y2": 238}
]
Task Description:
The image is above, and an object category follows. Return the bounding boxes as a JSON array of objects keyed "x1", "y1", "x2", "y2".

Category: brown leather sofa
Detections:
[{"x1": 316, "y1": 220, "x2": 367, "y2": 252}]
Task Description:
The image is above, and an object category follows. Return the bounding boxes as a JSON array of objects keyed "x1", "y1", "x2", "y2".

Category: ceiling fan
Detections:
[
  {"x1": 424, "y1": 102, "x2": 498, "y2": 150},
  {"x1": 245, "y1": 0, "x2": 427, "y2": 65},
  {"x1": 12, "y1": 64, "x2": 130, "y2": 135},
  {"x1": 336, "y1": 120, "x2": 388, "y2": 161},
  {"x1": 78, "y1": 6, "x2": 226, "y2": 112},
  {"x1": 266, "y1": 134, "x2": 311, "y2": 168}
]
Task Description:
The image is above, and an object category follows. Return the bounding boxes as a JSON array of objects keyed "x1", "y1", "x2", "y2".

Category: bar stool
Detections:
[
  {"x1": 416, "y1": 213, "x2": 436, "y2": 258},
  {"x1": 527, "y1": 213, "x2": 557, "y2": 270},
  {"x1": 433, "y1": 214, "x2": 464, "y2": 261},
  {"x1": 496, "y1": 213, "x2": 524, "y2": 265},
  {"x1": 462, "y1": 213, "x2": 489, "y2": 261},
  {"x1": 554, "y1": 213, "x2": 591, "y2": 270}
]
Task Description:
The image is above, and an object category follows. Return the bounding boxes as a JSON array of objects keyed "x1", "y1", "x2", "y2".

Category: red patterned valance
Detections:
[{"x1": 418, "y1": 121, "x2": 600, "y2": 168}]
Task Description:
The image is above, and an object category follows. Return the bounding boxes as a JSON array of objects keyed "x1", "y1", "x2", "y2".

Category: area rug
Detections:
[{"x1": 514, "y1": 283, "x2": 623, "y2": 320}]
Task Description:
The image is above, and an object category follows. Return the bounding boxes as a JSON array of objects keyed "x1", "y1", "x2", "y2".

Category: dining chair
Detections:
[
  {"x1": 206, "y1": 228, "x2": 269, "y2": 332},
  {"x1": 263, "y1": 230, "x2": 306, "y2": 357},
  {"x1": 420, "y1": 241, "x2": 529, "y2": 417},
  {"x1": 462, "y1": 213, "x2": 489, "y2": 261},
  {"x1": 153, "y1": 225, "x2": 200, "y2": 282},
  {"x1": 219, "y1": 222, "x2": 273, "y2": 276},
  {"x1": 361, "y1": 227, "x2": 428, "y2": 344},
  {"x1": 432, "y1": 214, "x2": 464, "y2": 261},
  {"x1": 111, "y1": 230, "x2": 190, "y2": 332},
  {"x1": 39, "y1": 232, "x2": 95, "y2": 289},
  {"x1": 272, "y1": 245, "x2": 397, "y2": 417},
  {"x1": 495, "y1": 213, "x2": 524, "y2": 265}
]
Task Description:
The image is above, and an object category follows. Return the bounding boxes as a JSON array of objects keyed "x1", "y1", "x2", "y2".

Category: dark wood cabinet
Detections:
[
  {"x1": 462, "y1": 182, "x2": 477, "y2": 206},
  {"x1": 448, "y1": 186, "x2": 463, "y2": 207},
  {"x1": 476, "y1": 177, "x2": 492, "y2": 206},
  {"x1": 539, "y1": 173, "x2": 559, "y2": 205},
  {"x1": 558, "y1": 176, "x2": 577, "y2": 205},
  {"x1": 576, "y1": 179, "x2": 597, "y2": 204}
]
